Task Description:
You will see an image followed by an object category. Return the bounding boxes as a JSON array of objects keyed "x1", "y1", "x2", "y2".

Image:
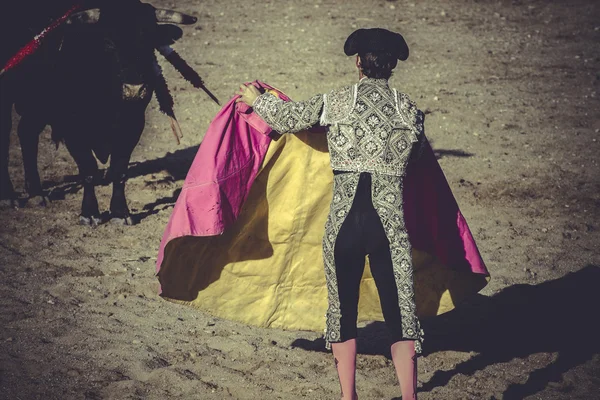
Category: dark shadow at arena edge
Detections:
[{"x1": 291, "y1": 265, "x2": 600, "y2": 399}]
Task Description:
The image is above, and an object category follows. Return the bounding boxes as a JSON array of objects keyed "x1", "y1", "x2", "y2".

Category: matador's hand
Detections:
[{"x1": 235, "y1": 83, "x2": 261, "y2": 106}]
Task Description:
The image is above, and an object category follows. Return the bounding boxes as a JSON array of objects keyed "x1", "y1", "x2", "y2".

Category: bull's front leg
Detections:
[
  {"x1": 80, "y1": 174, "x2": 101, "y2": 226},
  {"x1": 62, "y1": 135, "x2": 101, "y2": 225},
  {"x1": 17, "y1": 114, "x2": 49, "y2": 207},
  {"x1": 0, "y1": 84, "x2": 17, "y2": 208},
  {"x1": 0, "y1": 120, "x2": 17, "y2": 208},
  {"x1": 108, "y1": 111, "x2": 145, "y2": 225},
  {"x1": 109, "y1": 169, "x2": 132, "y2": 225}
]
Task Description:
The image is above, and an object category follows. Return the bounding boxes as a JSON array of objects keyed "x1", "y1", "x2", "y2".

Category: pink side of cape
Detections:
[
  {"x1": 155, "y1": 81, "x2": 288, "y2": 274},
  {"x1": 156, "y1": 83, "x2": 489, "y2": 278}
]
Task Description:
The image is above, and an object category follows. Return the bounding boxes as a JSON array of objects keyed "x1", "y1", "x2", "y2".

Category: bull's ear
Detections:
[
  {"x1": 65, "y1": 9, "x2": 101, "y2": 25},
  {"x1": 155, "y1": 9, "x2": 197, "y2": 25},
  {"x1": 155, "y1": 24, "x2": 183, "y2": 46}
]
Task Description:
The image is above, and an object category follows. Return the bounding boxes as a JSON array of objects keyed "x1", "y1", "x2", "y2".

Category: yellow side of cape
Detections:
[{"x1": 158, "y1": 131, "x2": 489, "y2": 332}]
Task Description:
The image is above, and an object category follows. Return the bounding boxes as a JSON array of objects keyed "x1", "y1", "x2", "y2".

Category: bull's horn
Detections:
[
  {"x1": 65, "y1": 9, "x2": 101, "y2": 25},
  {"x1": 155, "y1": 9, "x2": 197, "y2": 25}
]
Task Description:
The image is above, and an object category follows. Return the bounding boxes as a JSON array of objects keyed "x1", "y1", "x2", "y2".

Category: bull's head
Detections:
[{"x1": 63, "y1": 2, "x2": 204, "y2": 144}]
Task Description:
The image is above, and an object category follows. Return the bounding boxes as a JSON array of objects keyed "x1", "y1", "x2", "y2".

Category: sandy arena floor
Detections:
[{"x1": 1, "y1": 0, "x2": 599, "y2": 399}]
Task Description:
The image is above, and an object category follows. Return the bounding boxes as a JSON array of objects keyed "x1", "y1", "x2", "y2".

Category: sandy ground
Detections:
[{"x1": 1, "y1": 0, "x2": 600, "y2": 399}]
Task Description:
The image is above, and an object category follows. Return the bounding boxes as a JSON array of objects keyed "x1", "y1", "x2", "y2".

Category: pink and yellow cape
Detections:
[{"x1": 156, "y1": 81, "x2": 490, "y2": 332}]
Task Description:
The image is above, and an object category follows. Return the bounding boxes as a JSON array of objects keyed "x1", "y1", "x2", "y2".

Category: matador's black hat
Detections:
[{"x1": 344, "y1": 28, "x2": 409, "y2": 61}]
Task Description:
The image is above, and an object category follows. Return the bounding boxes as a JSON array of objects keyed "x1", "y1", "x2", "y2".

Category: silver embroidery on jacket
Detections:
[
  {"x1": 253, "y1": 92, "x2": 324, "y2": 134},
  {"x1": 322, "y1": 79, "x2": 419, "y2": 176}
]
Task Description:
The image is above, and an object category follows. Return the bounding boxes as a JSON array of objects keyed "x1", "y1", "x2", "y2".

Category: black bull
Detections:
[{"x1": 0, "y1": 2, "x2": 197, "y2": 225}]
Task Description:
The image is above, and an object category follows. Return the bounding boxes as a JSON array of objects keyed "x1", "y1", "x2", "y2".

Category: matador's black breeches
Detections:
[{"x1": 329, "y1": 172, "x2": 407, "y2": 343}]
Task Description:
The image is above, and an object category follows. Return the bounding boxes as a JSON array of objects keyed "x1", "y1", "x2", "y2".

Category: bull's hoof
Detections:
[
  {"x1": 110, "y1": 216, "x2": 133, "y2": 226},
  {"x1": 79, "y1": 215, "x2": 101, "y2": 227},
  {"x1": 0, "y1": 199, "x2": 18, "y2": 209},
  {"x1": 24, "y1": 195, "x2": 50, "y2": 208}
]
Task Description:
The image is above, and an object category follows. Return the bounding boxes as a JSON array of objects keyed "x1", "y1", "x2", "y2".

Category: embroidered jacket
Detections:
[{"x1": 252, "y1": 77, "x2": 425, "y2": 175}]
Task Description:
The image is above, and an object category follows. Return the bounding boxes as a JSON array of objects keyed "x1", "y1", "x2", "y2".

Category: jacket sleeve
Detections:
[{"x1": 252, "y1": 92, "x2": 324, "y2": 134}]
